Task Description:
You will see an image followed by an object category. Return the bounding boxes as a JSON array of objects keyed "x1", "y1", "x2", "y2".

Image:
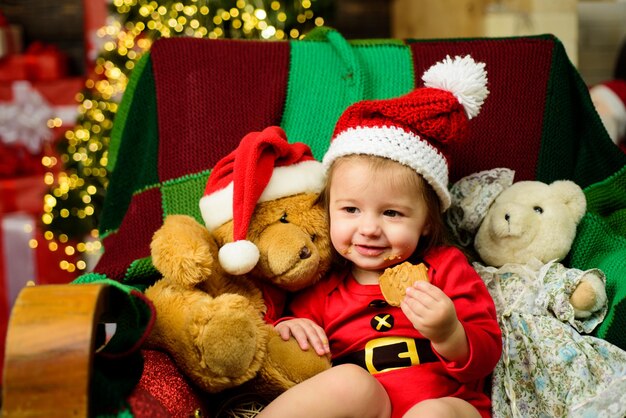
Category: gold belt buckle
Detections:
[{"x1": 364, "y1": 336, "x2": 420, "y2": 374}]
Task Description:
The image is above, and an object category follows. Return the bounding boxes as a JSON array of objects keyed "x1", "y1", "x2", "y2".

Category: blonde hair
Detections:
[{"x1": 319, "y1": 154, "x2": 449, "y2": 260}]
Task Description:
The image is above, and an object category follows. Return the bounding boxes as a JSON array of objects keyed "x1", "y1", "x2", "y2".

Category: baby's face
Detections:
[{"x1": 327, "y1": 158, "x2": 431, "y2": 284}]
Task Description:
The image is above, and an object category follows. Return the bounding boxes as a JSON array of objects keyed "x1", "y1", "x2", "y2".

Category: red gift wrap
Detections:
[
  {"x1": 0, "y1": 54, "x2": 28, "y2": 81},
  {"x1": 0, "y1": 78, "x2": 83, "y2": 179},
  {"x1": 24, "y1": 42, "x2": 68, "y2": 81},
  {"x1": 0, "y1": 42, "x2": 68, "y2": 82}
]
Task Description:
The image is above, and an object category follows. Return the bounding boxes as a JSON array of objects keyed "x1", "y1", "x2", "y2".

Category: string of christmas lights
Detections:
[{"x1": 42, "y1": 0, "x2": 331, "y2": 275}]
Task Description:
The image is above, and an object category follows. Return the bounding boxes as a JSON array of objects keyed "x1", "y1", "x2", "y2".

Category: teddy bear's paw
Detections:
[
  {"x1": 153, "y1": 240, "x2": 216, "y2": 287},
  {"x1": 190, "y1": 294, "x2": 269, "y2": 381},
  {"x1": 258, "y1": 333, "x2": 331, "y2": 393},
  {"x1": 168, "y1": 243, "x2": 215, "y2": 287},
  {"x1": 151, "y1": 214, "x2": 218, "y2": 287},
  {"x1": 571, "y1": 272, "x2": 607, "y2": 318}
]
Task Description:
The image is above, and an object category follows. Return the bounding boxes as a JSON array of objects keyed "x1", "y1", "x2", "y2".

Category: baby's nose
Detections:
[{"x1": 359, "y1": 215, "x2": 380, "y2": 235}]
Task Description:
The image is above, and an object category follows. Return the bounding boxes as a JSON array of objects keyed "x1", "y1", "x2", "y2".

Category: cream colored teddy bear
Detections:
[
  {"x1": 447, "y1": 168, "x2": 626, "y2": 418},
  {"x1": 473, "y1": 176, "x2": 606, "y2": 318}
]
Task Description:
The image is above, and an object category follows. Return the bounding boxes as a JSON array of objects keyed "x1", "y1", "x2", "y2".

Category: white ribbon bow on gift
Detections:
[{"x1": 0, "y1": 80, "x2": 77, "y2": 153}]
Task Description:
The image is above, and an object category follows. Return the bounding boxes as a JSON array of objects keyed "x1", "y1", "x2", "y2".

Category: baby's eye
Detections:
[
  {"x1": 344, "y1": 207, "x2": 358, "y2": 214},
  {"x1": 533, "y1": 206, "x2": 544, "y2": 214},
  {"x1": 383, "y1": 210, "x2": 401, "y2": 217}
]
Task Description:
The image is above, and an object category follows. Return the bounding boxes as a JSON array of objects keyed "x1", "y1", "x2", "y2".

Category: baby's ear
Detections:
[{"x1": 550, "y1": 180, "x2": 586, "y2": 224}]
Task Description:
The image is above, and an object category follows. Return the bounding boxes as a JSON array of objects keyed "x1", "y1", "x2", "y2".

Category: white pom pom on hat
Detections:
[
  {"x1": 323, "y1": 55, "x2": 489, "y2": 212},
  {"x1": 218, "y1": 240, "x2": 260, "y2": 276},
  {"x1": 199, "y1": 126, "x2": 325, "y2": 275},
  {"x1": 422, "y1": 55, "x2": 489, "y2": 120}
]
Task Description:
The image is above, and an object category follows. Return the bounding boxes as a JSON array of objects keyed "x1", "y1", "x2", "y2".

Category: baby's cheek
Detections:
[{"x1": 329, "y1": 223, "x2": 350, "y2": 247}]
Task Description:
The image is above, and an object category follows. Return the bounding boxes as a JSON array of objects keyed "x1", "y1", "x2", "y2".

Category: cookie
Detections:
[{"x1": 378, "y1": 262, "x2": 429, "y2": 306}]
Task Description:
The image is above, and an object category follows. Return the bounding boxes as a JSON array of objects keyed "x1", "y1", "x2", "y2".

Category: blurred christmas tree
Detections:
[{"x1": 42, "y1": 0, "x2": 332, "y2": 275}]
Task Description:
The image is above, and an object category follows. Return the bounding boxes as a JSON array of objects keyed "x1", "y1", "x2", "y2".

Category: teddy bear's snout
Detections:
[{"x1": 489, "y1": 205, "x2": 526, "y2": 238}]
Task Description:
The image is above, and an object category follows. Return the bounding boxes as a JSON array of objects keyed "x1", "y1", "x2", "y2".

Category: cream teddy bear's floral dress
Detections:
[{"x1": 474, "y1": 259, "x2": 626, "y2": 418}]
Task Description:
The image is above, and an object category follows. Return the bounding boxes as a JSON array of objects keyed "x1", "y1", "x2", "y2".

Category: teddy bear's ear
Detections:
[{"x1": 550, "y1": 180, "x2": 587, "y2": 224}]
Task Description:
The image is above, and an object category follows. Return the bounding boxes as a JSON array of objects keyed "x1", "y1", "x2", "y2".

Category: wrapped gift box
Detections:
[
  {"x1": 0, "y1": 78, "x2": 83, "y2": 174},
  {"x1": 0, "y1": 142, "x2": 49, "y2": 178},
  {"x1": 1, "y1": 213, "x2": 54, "y2": 309},
  {"x1": 0, "y1": 54, "x2": 28, "y2": 81},
  {"x1": 24, "y1": 42, "x2": 69, "y2": 81},
  {"x1": 0, "y1": 42, "x2": 68, "y2": 82},
  {"x1": 0, "y1": 207, "x2": 80, "y2": 299}
]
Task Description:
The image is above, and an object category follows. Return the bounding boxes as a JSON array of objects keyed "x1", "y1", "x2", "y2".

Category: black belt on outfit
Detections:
[{"x1": 333, "y1": 336, "x2": 439, "y2": 375}]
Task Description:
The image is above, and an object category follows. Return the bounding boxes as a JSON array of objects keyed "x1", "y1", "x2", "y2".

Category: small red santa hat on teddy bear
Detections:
[{"x1": 199, "y1": 126, "x2": 325, "y2": 275}]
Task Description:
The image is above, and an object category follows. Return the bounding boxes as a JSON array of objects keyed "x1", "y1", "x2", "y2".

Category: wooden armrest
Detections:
[{"x1": 2, "y1": 284, "x2": 111, "y2": 418}]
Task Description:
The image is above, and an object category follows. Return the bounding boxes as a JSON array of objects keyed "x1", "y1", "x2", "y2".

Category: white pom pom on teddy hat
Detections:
[
  {"x1": 323, "y1": 55, "x2": 489, "y2": 211},
  {"x1": 199, "y1": 126, "x2": 325, "y2": 275}
]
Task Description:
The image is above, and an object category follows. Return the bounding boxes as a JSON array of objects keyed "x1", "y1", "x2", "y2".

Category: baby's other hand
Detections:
[
  {"x1": 275, "y1": 318, "x2": 330, "y2": 356},
  {"x1": 401, "y1": 281, "x2": 458, "y2": 344},
  {"x1": 401, "y1": 281, "x2": 468, "y2": 362}
]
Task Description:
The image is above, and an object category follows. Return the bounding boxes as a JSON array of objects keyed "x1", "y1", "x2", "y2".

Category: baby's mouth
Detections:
[{"x1": 352, "y1": 244, "x2": 386, "y2": 257}]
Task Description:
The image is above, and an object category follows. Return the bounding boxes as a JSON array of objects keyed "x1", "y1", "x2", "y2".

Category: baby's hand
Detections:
[
  {"x1": 401, "y1": 281, "x2": 459, "y2": 344},
  {"x1": 275, "y1": 318, "x2": 330, "y2": 356}
]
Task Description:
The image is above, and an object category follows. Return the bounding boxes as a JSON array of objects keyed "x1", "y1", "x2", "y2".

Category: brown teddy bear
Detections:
[{"x1": 144, "y1": 126, "x2": 332, "y2": 400}]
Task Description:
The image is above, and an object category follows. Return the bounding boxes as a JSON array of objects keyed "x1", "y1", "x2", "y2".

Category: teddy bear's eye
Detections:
[
  {"x1": 533, "y1": 206, "x2": 544, "y2": 214},
  {"x1": 280, "y1": 213, "x2": 289, "y2": 223}
]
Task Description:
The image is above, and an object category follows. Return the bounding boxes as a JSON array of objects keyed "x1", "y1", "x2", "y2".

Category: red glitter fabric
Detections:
[{"x1": 128, "y1": 349, "x2": 208, "y2": 417}]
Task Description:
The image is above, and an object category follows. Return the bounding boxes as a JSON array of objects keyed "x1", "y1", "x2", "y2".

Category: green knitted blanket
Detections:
[{"x1": 570, "y1": 164, "x2": 626, "y2": 347}]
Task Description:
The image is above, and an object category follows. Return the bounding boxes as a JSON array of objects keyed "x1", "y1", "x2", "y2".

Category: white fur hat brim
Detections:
[
  {"x1": 322, "y1": 126, "x2": 451, "y2": 211},
  {"x1": 200, "y1": 159, "x2": 325, "y2": 230}
]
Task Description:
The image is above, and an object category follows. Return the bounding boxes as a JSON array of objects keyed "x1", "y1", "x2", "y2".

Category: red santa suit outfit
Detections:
[{"x1": 283, "y1": 246, "x2": 502, "y2": 418}]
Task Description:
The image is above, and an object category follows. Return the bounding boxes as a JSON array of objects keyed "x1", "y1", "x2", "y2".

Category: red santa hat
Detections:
[
  {"x1": 589, "y1": 79, "x2": 626, "y2": 145},
  {"x1": 322, "y1": 55, "x2": 489, "y2": 211},
  {"x1": 199, "y1": 126, "x2": 324, "y2": 275}
]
